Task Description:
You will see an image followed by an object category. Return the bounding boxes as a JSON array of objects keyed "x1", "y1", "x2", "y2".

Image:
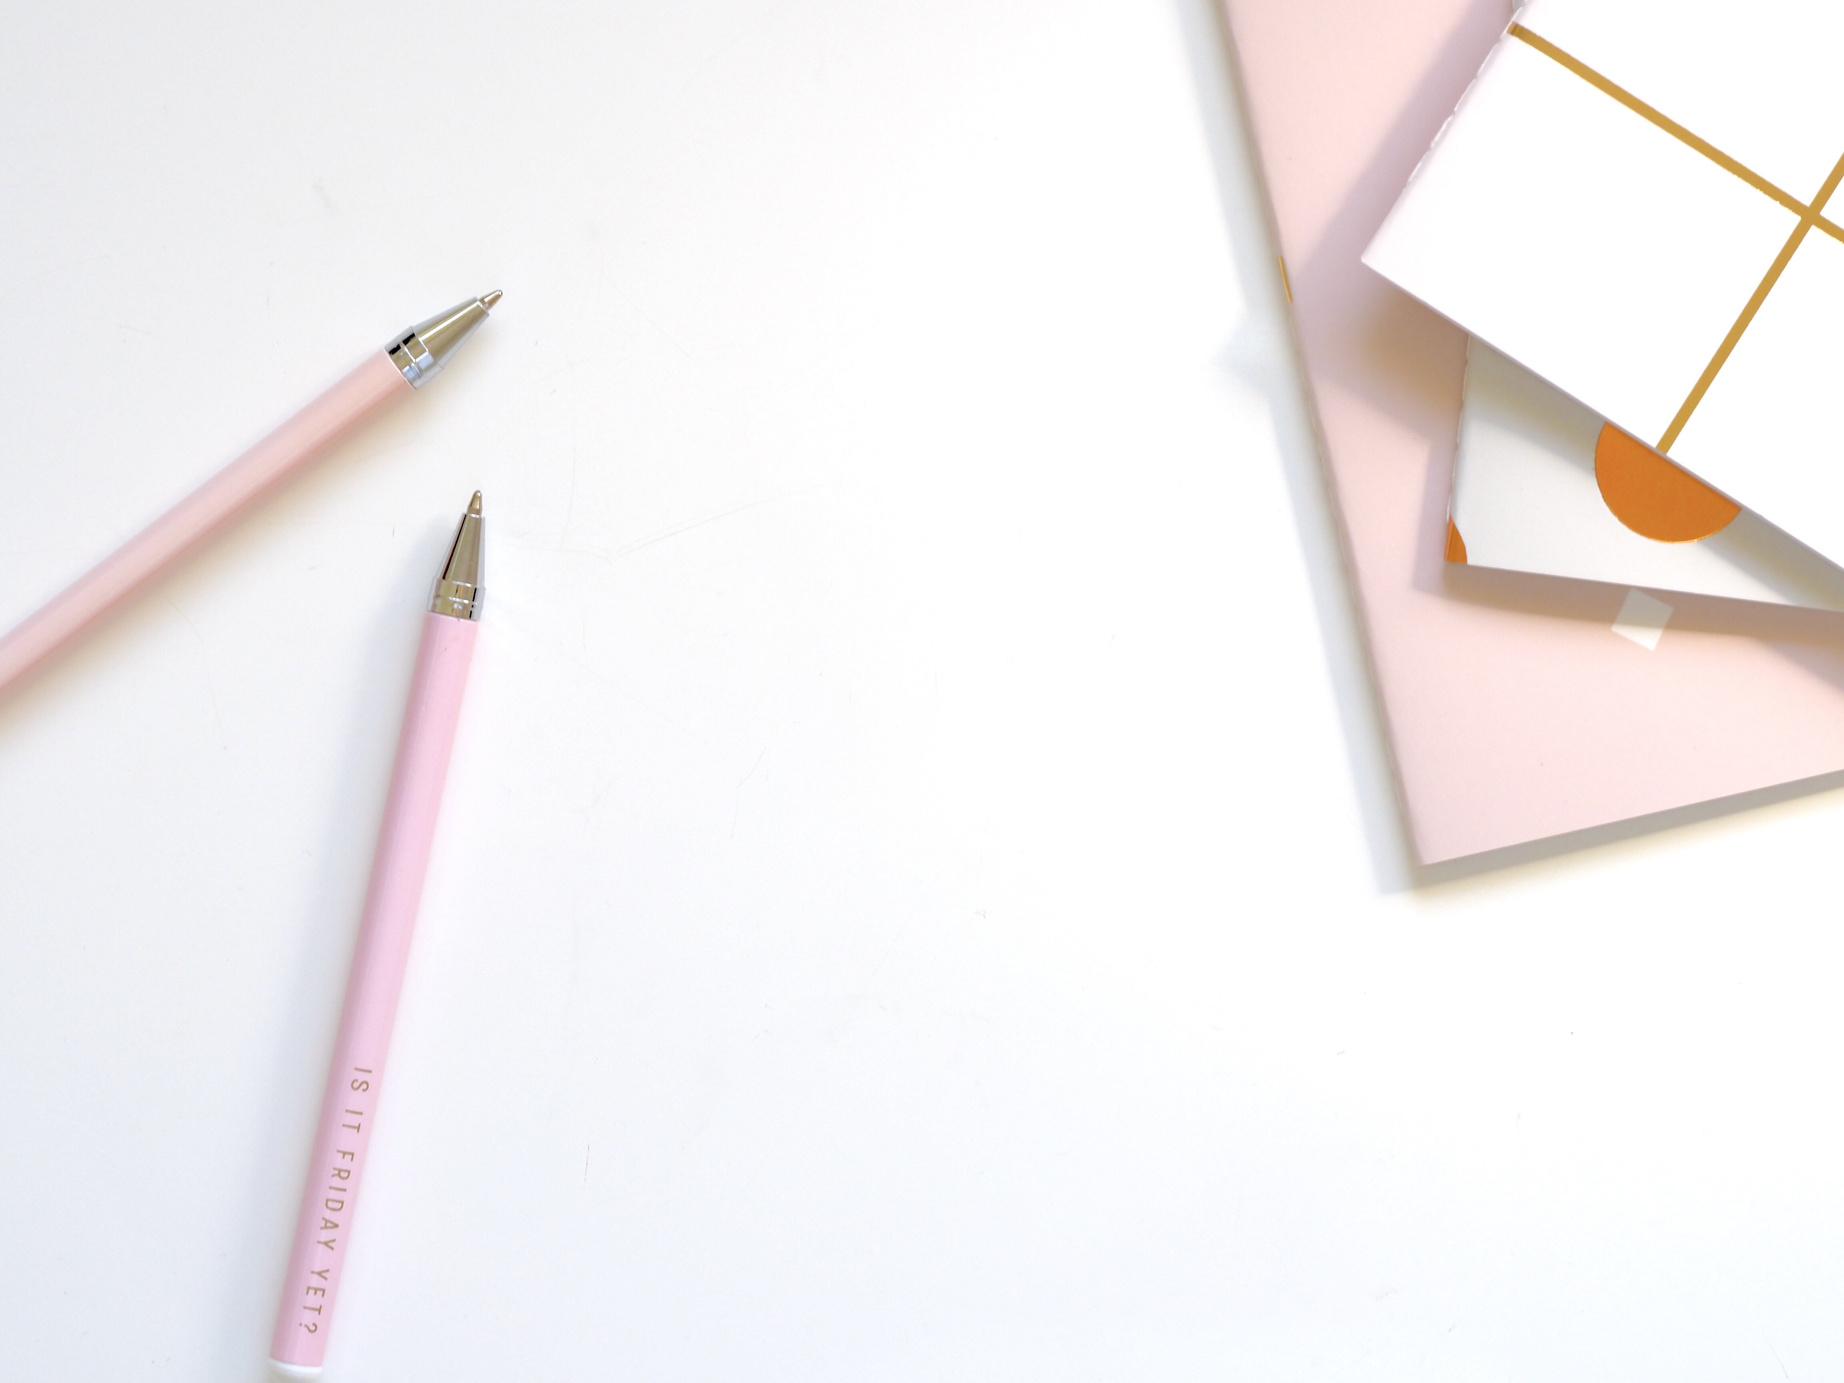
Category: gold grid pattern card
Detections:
[{"x1": 1365, "y1": 0, "x2": 1844, "y2": 566}]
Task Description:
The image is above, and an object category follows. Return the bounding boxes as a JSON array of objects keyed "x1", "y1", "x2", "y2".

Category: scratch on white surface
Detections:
[
  {"x1": 1767, "y1": 1335, "x2": 1790, "y2": 1378},
  {"x1": 1612, "y1": 588, "x2": 1672, "y2": 650},
  {"x1": 606, "y1": 279, "x2": 695, "y2": 361},
  {"x1": 611, "y1": 485, "x2": 825, "y2": 563}
]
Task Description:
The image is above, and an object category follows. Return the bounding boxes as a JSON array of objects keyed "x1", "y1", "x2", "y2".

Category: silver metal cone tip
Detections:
[
  {"x1": 481, "y1": 290, "x2": 503, "y2": 310},
  {"x1": 387, "y1": 293, "x2": 497, "y2": 388},
  {"x1": 429, "y1": 494, "x2": 484, "y2": 620}
]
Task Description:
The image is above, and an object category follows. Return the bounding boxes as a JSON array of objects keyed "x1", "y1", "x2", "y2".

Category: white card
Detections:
[
  {"x1": 1452, "y1": 338, "x2": 1844, "y2": 611},
  {"x1": 1366, "y1": 0, "x2": 1844, "y2": 565}
]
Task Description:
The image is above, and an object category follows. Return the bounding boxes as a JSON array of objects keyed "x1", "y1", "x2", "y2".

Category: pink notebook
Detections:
[{"x1": 1223, "y1": 0, "x2": 1844, "y2": 862}]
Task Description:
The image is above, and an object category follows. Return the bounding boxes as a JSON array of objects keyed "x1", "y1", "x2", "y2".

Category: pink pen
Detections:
[
  {"x1": 0, "y1": 291, "x2": 499, "y2": 700},
  {"x1": 269, "y1": 493, "x2": 484, "y2": 1378}
]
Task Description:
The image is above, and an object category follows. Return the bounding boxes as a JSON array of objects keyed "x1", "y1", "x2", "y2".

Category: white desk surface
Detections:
[{"x1": 5, "y1": 2, "x2": 1843, "y2": 1379}]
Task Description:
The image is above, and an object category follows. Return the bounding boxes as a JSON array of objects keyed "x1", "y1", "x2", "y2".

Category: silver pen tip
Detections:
[
  {"x1": 389, "y1": 294, "x2": 500, "y2": 388},
  {"x1": 430, "y1": 492, "x2": 485, "y2": 620}
]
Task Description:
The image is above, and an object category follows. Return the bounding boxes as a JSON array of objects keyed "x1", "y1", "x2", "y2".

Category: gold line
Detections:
[
  {"x1": 1656, "y1": 148, "x2": 1844, "y2": 451},
  {"x1": 1510, "y1": 24, "x2": 1844, "y2": 446},
  {"x1": 1656, "y1": 220, "x2": 1812, "y2": 451},
  {"x1": 1509, "y1": 25, "x2": 1844, "y2": 244},
  {"x1": 1277, "y1": 256, "x2": 1292, "y2": 303}
]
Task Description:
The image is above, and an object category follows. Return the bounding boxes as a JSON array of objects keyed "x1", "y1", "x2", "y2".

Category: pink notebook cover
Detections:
[{"x1": 1223, "y1": 0, "x2": 1844, "y2": 862}]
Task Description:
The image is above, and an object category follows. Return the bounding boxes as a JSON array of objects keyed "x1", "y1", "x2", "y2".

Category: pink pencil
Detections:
[
  {"x1": 0, "y1": 291, "x2": 499, "y2": 699},
  {"x1": 270, "y1": 492, "x2": 484, "y2": 1378}
]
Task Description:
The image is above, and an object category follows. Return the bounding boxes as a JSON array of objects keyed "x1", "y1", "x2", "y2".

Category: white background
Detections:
[{"x1": 4, "y1": 2, "x2": 1844, "y2": 1380}]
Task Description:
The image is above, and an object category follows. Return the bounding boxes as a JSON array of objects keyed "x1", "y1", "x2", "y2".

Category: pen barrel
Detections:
[
  {"x1": 0, "y1": 351, "x2": 408, "y2": 699},
  {"x1": 270, "y1": 612, "x2": 478, "y2": 1371}
]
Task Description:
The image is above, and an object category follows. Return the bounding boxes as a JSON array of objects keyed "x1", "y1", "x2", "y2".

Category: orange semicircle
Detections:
[
  {"x1": 1444, "y1": 517, "x2": 1467, "y2": 563},
  {"x1": 1594, "y1": 424, "x2": 1739, "y2": 542}
]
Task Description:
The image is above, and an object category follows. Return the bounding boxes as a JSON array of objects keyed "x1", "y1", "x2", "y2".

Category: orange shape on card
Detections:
[
  {"x1": 1444, "y1": 518, "x2": 1467, "y2": 563},
  {"x1": 1594, "y1": 424, "x2": 1739, "y2": 542}
]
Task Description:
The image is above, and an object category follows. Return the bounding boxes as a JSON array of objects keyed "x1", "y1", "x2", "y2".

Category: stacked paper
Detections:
[
  {"x1": 1367, "y1": 0, "x2": 1844, "y2": 565},
  {"x1": 1223, "y1": 0, "x2": 1844, "y2": 863},
  {"x1": 1452, "y1": 341, "x2": 1844, "y2": 610}
]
